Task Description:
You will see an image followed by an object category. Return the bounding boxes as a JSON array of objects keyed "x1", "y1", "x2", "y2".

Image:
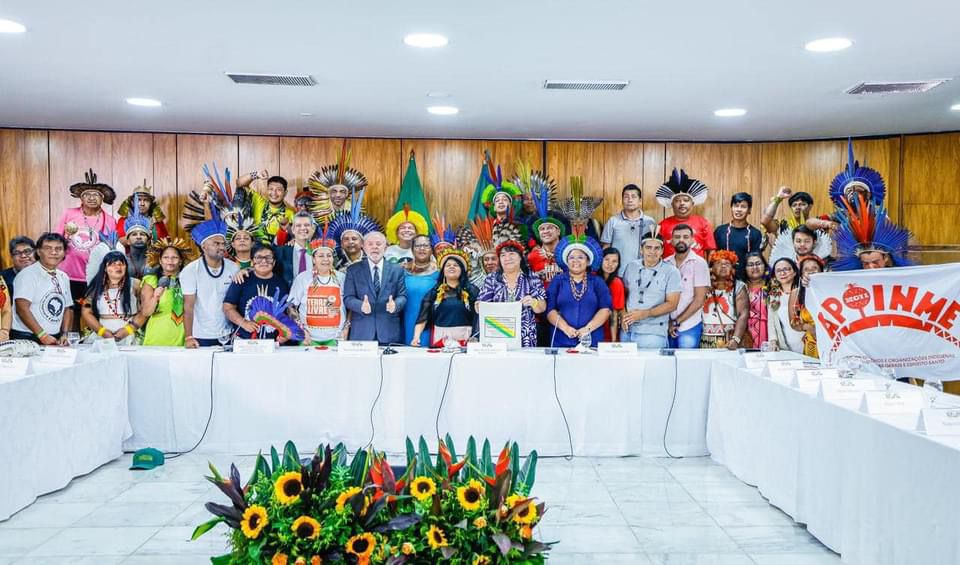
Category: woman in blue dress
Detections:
[
  {"x1": 402, "y1": 235, "x2": 439, "y2": 346},
  {"x1": 546, "y1": 234, "x2": 612, "y2": 348}
]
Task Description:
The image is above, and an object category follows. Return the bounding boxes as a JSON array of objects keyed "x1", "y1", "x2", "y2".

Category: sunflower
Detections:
[
  {"x1": 506, "y1": 494, "x2": 539, "y2": 524},
  {"x1": 473, "y1": 516, "x2": 487, "y2": 529},
  {"x1": 272, "y1": 554, "x2": 288, "y2": 565},
  {"x1": 274, "y1": 471, "x2": 303, "y2": 505},
  {"x1": 456, "y1": 479, "x2": 485, "y2": 512},
  {"x1": 401, "y1": 542, "x2": 416, "y2": 555},
  {"x1": 291, "y1": 516, "x2": 321, "y2": 540},
  {"x1": 409, "y1": 476, "x2": 437, "y2": 501},
  {"x1": 335, "y1": 486, "x2": 369, "y2": 513},
  {"x1": 346, "y1": 533, "x2": 376, "y2": 560},
  {"x1": 427, "y1": 525, "x2": 448, "y2": 550},
  {"x1": 240, "y1": 505, "x2": 269, "y2": 539},
  {"x1": 473, "y1": 556, "x2": 492, "y2": 565}
]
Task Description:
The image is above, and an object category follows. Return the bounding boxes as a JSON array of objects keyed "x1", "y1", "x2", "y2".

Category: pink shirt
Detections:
[
  {"x1": 55, "y1": 207, "x2": 117, "y2": 282},
  {"x1": 664, "y1": 252, "x2": 710, "y2": 332}
]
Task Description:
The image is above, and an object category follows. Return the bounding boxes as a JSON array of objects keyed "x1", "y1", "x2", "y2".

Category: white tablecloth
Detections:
[
  {"x1": 124, "y1": 347, "x2": 728, "y2": 456},
  {"x1": 0, "y1": 354, "x2": 130, "y2": 521},
  {"x1": 708, "y1": 360, "x2": 960, "y2": 565}
]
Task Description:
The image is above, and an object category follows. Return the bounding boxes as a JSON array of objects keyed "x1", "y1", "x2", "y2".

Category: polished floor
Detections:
[{"x1": 0, "y1": 453, "x2": 841, "y2": 564}]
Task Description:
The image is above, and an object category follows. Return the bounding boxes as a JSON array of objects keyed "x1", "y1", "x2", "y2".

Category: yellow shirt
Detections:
[{"x1": 251, "y1": 191, "x2": 294, "y2": 237}]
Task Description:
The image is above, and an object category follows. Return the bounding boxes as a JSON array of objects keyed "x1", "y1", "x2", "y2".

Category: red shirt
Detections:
[
  {"x1": 659, "y1": 215, "x2": 716, "y2": 258},
  {"x1": 603, "y1": 275, "x2": 626, "y2": 342}
]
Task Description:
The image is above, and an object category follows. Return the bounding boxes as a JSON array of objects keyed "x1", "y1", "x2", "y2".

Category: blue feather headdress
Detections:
[
  {"x1": 123, "y1": 195, "x2": 153, "y2": 236},
  {"x1": 244, "y1": 287, "x2": 304, "y2": 341},
  {"x1": 555, "y1": 225, "x2": 604, "y2": 272},
  {"x1": 832, "y1": 195, "x2": 912, "y2": 271},
  {"x1": 829, "y1": 139, "x2": 886, "y2": 209},
  {"x1": 430, "y1": 214, "x2": 457, "y2": 251},
  {"x1": 515, "y1": 160, "x2": 565, "y2": 241},
  {"x1": 327, "y1": 189, "x2": 382, "y2": 247}
]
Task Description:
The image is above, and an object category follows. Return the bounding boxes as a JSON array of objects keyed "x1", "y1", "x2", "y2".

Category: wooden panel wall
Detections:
[{"x1": 1, "y1": 127, "x2": 958, "y2": 266}]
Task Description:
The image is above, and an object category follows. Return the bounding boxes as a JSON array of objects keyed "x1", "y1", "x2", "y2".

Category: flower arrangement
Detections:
[{"x1": 193, "y1": 435, "x2": 552, "y2": 564}]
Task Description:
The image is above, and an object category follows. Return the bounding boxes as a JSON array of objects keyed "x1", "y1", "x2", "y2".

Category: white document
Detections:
[
  {"x1": 917, "y1": 408, "x2": 960, "y2": 436},
  {"x1": 337, "y1": 340, "x2": 378, "y2": 357},
  {"x1": 598, "y1": 342, "x2": 638, "y2": 357},
  {"x1": 859, "y1": 389, "x2": 924, "y2": 415},
  {"x1": 791, "y1": 368, "x2": 839, "y2": 394},
  {"x1": 0, "y1": 357, "x2": 31, "y2": 378},
  {"x1": 817, "y1": 378, "x2": 882, "y2": 404},
  {"x1": 467, "y1": 341, "x2": 507, "y2": 355},
  {"x1": 40, "y1": 347, "x2": 78, "y2": 365},
  {"x1": 478, "y1": 301, "x2": 522, "y2": 351},
  {"x1": 233, "y1": 339, "x2": 276, "y2": 354}
]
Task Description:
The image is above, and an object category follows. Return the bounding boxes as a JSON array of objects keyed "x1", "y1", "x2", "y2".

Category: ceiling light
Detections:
[
  {"x1": 126, "y1": 98, "x2": 162, "y2": 107},
  {"x1": 300, "y1": 112, "x2": 313, "y2": 117},
  {"x1": 427, "y1": 92, "x2": 450, "y2": 98},
  {"x1": 805, "y1": 37, "x2": 853, "y2": 53},
  {"x1": 0, "y1": 19, "x2": 27, "y2": 33},
  {"x1": 427, "y1": 105, "x2": 458, "y2": 115},
  {"x1": 404, "y1": 33, "x2": 448, "y2": 48},
  {"x1": 714, "y1": 108, "x2": 746, "y2": 117},
  {"x1": 951, "y1": 104, "x2": 960, "y2": 112}
]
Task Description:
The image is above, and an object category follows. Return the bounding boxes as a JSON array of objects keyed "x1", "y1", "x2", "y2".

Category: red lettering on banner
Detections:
[
  {"x1": 873, "y1": 284, "x2": 885, "y2": 312},
  {"x1": 939, "y1": 301, "x2": 960, "y2": 330},
  {"x1": 890, "y1": 285, "x2": 917, "y2": 313},
  {"x1": 914, "y1": 292, "x2": 947, "y2": 323},
  {"x1": 821, "y1": 297, "x2": 846, "y2": 324},
  {"x1": 817, "y1": 313, "x2": 840, "y2": 338}
]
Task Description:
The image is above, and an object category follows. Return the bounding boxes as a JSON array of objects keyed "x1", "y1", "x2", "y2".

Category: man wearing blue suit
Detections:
[{"x1": 343, "y1": 231, "x2": 407, "y2": 344}]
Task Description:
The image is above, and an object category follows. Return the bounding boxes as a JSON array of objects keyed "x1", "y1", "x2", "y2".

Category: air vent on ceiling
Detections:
[
  {"x1": 543, "y1": 80, "x2": 629, "y2": 91},
  {"x1": 226, "y1": 73, "x2": 317, "y2": 87},
  {"x1": 844, "y1": 79, "x2": 949, "y2": 95}
]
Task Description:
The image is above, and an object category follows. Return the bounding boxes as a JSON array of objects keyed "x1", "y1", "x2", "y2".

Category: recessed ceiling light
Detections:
[
  {"x1": 714, "y1": 108, "x2": 747, "y2": 117},
  {"x1": 300, "y1": 112, "x2": 313, "y2": 117},
  {"x1": 0, "y1": 18, "x2": 27, "y2": 33},
  {"x1": 427, "y1": 92, "x2": 450, "y2": 98},
  {"x1": 951, "y1": 103, "x2": 960, "y2": 112},
  {"x1": 126, "y1": 98, "x2": 162, "y2": 107},
  {"x1": 404, "y1": 33, "x2": 448, "y2": 48},
  {"x1": 805, "y1": 37, "x2": 853, "y2": 53},
  {"x1": 427, "y1": 105, "x2": 458, "y2": 116}
]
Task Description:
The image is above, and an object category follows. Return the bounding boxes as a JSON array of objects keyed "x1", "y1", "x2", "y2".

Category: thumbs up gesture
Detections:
[
  {"x1": 386, "y1": 295, "x2": 396, "y2": 314},
  {"x1": 361, "y1": 295, "x2": 372, "y2": 315}
]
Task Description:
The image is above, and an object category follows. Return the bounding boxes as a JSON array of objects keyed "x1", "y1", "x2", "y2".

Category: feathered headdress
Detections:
[
  {"x1": 430, "y1": 214, "x2": 457, "y2": 253},
  {"x1": 121, "y1": 189, "x2": 155, "y2": 237},
  {"x1": 244, "y1": 287, "x2": 304, "y2": 342},
  {"x1": 556, "y1": 225, "x2": 604, "y2": 272},
  {"x1": 708, "y1": 249, "x2": 740, "y2": 266},
  {"x1": 69, "y1": 168, "x2": 116, "y2": 204},
  {"x1": 183, "y1": 163, "x2": 233, "y2": 240},
  {"x1": 435, "y1": 247, "x2": 472, "y2": 276},
  {"x1": 557, "y1": 176, "x2": 603, "y2": 223},
  {"x1": 768, "y1": 227, "x2": 833, "y2": 265},
  {"x1": 310, "y1": 221, "x2": 338, "y2": 252},
  {"x1": 326, "y1": 189, "x2": 382, "y2": 247},
  {"x1": 832, "y1": 194, "x2": 912, "y2": 271},
  {"x1": 829, "y1": 139, "x2": 886, "y2": 209},
  {"x1": 385, "y1": 204, "x2": 430, "y2": 244},
  {"x1": 479, "y1": 151, "x2": 523, "y2": 212},
  {"x1": 146, "y1": 237, "x2": 198, "y2": 268},
  {"x1": 515, "y1": 159, "x2": 564, "y2": 240},
  {"x1": 117, "y1": 180, "x2": 165, "y2": 222},
  {"x1": 307, "y1": 140, "x2": 369, "y2": 222},
  {"x1": 656, "y1": 169, "x2": 709, "y2": 208}
]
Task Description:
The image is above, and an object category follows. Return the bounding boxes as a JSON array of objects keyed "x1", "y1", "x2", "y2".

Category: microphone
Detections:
[{"x1": 157, "y1": 276, "x2": 171, "y2": 289}]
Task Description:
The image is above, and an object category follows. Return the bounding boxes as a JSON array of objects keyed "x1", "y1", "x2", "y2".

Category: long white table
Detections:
[
  {"x1": 123, "y1": 347, "x2": 728, "y2": 457},
  {"x1": 0, "y1": 353, "x2": 130, "y2": 521},
  {"x1": 708, "y1": 360, "x2": 960, "y2": 565}
]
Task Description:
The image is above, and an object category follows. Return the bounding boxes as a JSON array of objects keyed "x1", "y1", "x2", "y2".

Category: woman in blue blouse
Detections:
[
  {"x1": 546, "y1": 235, "x2": 612, "y2": 347},
  {"x1": 402, "y1": 235, "x2": 440, "y2": 346},
  {"x1": 476, "y1": 240, "x2": 546, "y2": 347}
]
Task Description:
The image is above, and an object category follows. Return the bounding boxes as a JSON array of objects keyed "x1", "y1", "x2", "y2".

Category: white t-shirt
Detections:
[
  {"x1": 12, "y1": 262, "x2": 73, "y2": 335},
  {"x1": 289, "y1": 270, "x2": 346, "y2": 343},
  {"x1": 180, "y1": 258, "x2": 240, "y2": 339}
]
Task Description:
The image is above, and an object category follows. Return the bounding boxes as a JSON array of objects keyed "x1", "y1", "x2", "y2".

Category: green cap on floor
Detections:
[{"x1": 130, "y1": 448, "x2": 165, "y2": 470}]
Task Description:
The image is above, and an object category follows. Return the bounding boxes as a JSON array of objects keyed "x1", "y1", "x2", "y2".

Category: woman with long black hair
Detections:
[
  {"x1": 410, "y1": 249, "x2": 479, "y2": 347},
  {"x1": 476, "y1": 240, "x2": 547, "y2": 347},
  {"x1": 596, "y1": 247, "x2": 625, "y2": 342},
  {"x1": 790, "y1": 255, "x2": 825, "y2": 357},
  {"x1": 81, "y1": 251, "x2": 146, "y2": 344}
]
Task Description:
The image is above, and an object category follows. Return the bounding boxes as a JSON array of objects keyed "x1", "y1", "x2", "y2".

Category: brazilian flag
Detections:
[{"x1": 395, "y1": 151, "x2": 432, "y2": 233}]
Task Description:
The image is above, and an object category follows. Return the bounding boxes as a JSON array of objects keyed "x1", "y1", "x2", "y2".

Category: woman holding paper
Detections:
[
  {"x1": 789, "y1": 255, "x2": 825, "y2": 358},
  {"x1": 476, "y1": 240, "x2": 546, "y2": 347}
]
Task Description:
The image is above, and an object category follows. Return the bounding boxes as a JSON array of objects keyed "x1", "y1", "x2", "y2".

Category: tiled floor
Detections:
[{"x1": 0, "y1": 453, "x2": 841, "y2": 564}]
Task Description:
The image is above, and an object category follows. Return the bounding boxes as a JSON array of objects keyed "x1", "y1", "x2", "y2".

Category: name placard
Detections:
[
  {"x1": 598, "y1": 342, "x2": 638, "y2": 357},
  {"x1": 0, "y1": 357, "x2": 31, "y2": 378},
  {"x1": 40, "y1": 347, "x2": 78, "y2": 365},
  {"x1": 791, "y1": 368, "x2": 839, "y2": 393},
  {"x1": 763, "y1": 359, "x2": 806, "y2": 383},
  {"x1": 233, "y1": 339, "x2": 276, "y2": 355},
  {"x1": 860, "y1": 389, "x2": 924, "y2": 415},
  {"x1": 93, "y1": 339, "x2": 120, "y2": 354},
  {"x1": 742, "y1": 352, "x2": 774, "y2": 369},
  {"x1": 467, "y1": 341, "x2": 507, "y2": 356},
  {"x1": 337, "y1": 340, "x2": 379, "y2": 357},
  {"x1": 817, "y1": 378, "x2": 881, "y2": 403},
  {"x1": 917, "y1": 408, "x2": 960, "y2": 436}
]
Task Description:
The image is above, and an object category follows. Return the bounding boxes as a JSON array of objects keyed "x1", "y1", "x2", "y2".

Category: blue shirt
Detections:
[{"x1": 546, "y1": 272, "x2": 613, "y2": 347}]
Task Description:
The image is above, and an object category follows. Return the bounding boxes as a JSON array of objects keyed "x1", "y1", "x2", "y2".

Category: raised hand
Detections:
[
  {"x1": 777, "y1": 186, "x2": 792, "y2": 200},
  {"x1": 386, "y1": 295, "x2": 396, "y2": 314},
  {"x1": 361, "y1": 295, "x2": 372, "y2": 315}
]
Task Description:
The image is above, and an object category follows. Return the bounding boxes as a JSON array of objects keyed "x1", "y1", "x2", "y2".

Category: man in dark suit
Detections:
[
  {"x1": 274, "y1": 212, "x2": 316, "y2": 286},
  {"x1": 343, "y1": 231, "x2": 407, "y2": 344}
]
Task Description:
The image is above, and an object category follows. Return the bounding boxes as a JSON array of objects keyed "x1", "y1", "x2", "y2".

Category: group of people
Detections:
[{"x1": 0, "y1": 142, "x2": 912, "y2": 354}]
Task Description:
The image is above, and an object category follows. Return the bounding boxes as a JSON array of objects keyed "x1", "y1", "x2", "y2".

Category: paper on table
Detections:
[
  {"x1": 916, "y1": 408, "x2": 960, "y2": 436},
  {"x1": 860, "y1": 389, "x2": 924, "y2": 415}
]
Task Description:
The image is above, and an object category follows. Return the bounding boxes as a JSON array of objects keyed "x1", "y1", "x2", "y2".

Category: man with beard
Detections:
[
  {"x1": 656, "y1": 169, "x2": 716, "y2": 258},
  {"x1": 181, "y1": 213, "x2": 240, "y2": 348},
  {"x1": 713, "y1": 192, "x2": 764, "y2": 280},
  {"x1": 664, "y1": 224, "x2": 710, "y2": 349}
]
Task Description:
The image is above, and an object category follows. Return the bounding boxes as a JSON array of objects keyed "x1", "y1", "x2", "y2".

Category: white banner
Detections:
[{"x1": 808, "y1": 263, "x2": 960, "y2": 381}]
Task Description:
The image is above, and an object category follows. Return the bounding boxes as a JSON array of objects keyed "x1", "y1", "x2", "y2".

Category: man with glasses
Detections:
[
  {"x1": 182, "y1": 218, "x2": 240, "y2": 348},
  {"x1": 223, "y1": 244, "x2": 292, "y2": 341},
  {"x1": 620, "y1": 234, "x2": 681, "y2": 349},
  {"x1": 601, "y1": 184, "x2": 656, "y2": 275},
  {"x1": 2, "y1": 236, "x2": 36, "y2": 294},
  {"x1": 11, "y1": 233, "x2": 72, "y2": 345}
]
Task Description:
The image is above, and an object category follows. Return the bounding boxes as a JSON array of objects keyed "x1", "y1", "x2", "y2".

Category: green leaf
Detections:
[
  {"x1": 247, "y1": 542, "x2": 261, "y2": 560},
  {"x1": 207, "y1": 462, "x2": 224, "y2": 483},
  {"x1": 349, "y1": 449, "x2": 369, "y2": 486},
  {"x1": 481, "y1": 439, "x2": 493, "y2": 476},
  {"x1": 283, "y1": 441, "x2": 300, "y2": 471},
  {"x1": 250, "y1": 453, "x2": 269, "y2": 486},
  {"x1": 190, "y1": 517, "x2": 223, "y2": 540},
  {"x1": 332, "y1": 443, "x2": 349, "y2": 467},
  {"x1": 510, "y1": 442, "x2": 520, "y2": 484},
  {"x1": 405, "y1": 437, "x2": 416, "y2": 470},
  {"x1": 270, "y1": 446, "x2": 281, "y2": 472},
  {"x1": 417, "y1": 437, "x2": 432, "y2": 477},
  {"x1": 210, "y1": 554, "x2": 232, "y2": 565},
  {"x1": 518, "y1": 450, "x2": 538, "y2": 494}
]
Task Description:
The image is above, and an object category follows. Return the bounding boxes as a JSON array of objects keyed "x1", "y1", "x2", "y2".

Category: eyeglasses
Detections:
[
  {"x1": 12, "y1": 249, "x2": 34, "y2": 257},
  {"x1": 774, "y1": 268, "x2": 794, "y2": 274},
  {"x1": 253, "y1": 256, "x2": 274, "y2": 264},
  {"x1": 39, "y1": 246, "x2": 64, "y2": 253},
  {"x1": 413, "y1": 244, "x2": 432, "y2": 249}
]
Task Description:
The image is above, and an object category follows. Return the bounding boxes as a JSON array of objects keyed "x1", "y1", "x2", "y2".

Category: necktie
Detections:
[
  {"x1": 373, "y1": 265, "x2": 381, "y2": 296},
  {"x1": 299, "y1": 248, "x2": 307, "y2": 275}
]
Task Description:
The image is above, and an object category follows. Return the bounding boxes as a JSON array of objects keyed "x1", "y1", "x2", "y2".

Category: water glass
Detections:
[
  {"x1": 924, "y1": 379, "x2": 944, "y2": 407},
  {"x1": 67, "y1": 332, "x2": 81, "y2": 347}
]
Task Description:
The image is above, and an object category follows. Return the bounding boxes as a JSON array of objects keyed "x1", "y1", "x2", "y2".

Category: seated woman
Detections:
[
  {"x1": 140, "y1": 238, "x2": 197, "y2": 346},
  {"x1": 223, "y1": 244, "x2": 296, "y2": 343},
  {"x1": 411, "y1": 248, "x2": 479, "y2": 347},
  {"x1": 547, "y1": 236, "x2": 611, "y2": 348},
  {"x1": 767, "y1": 257, "x2": 805, "y2": 353},
  {"x1": 82, "y1": 251, "x2": 146, "y2": 345},
  {"x1": 288, "y1": 238, "x2": 347, "y2": 346},
  {"x1": 701, "y1": 250, "x2": 748, "y2": 349},
  {"x1": 403, "y1": 235, "x2": 440, "y2": 346},
  {"x1": 0, "y1": 276, "x2": 10, "y2": 342},
  {"x1": 597, "y1": 248, "x2": 625, "y2": 342},
  {"x1": 743, "y1": 252, "x2": 770, "y2": 349},
  {"x1": 790, "y1": 255, "x2": 825, "y2": 358},
  {"x1": 476, "y1": 240, "x2": 547, "y2": 347}
]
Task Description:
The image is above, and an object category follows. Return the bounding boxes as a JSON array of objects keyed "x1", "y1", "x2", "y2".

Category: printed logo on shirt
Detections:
[
  {"x1": 40, "y1": 290, "x2": 66, "y2": 323},
  {"x1": 306, "y1": 285, "x2": 341, "y2": 329}
]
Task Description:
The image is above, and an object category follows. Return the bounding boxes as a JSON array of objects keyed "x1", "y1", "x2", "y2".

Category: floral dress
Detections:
[
  {"x1": 477, "y1": 272, "x2": 546, "y2": 347},
  {"x1": 747, "y1": 285, "x2": 769, "y2": 347}
]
